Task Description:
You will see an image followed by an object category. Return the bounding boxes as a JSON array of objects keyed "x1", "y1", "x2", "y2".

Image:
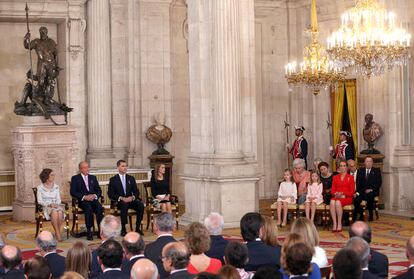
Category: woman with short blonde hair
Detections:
[{"x1": 260, "y1": 216, "x2": 280, "y2": 247}]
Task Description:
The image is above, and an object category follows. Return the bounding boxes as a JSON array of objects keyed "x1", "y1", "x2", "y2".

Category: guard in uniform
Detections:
[
  {"x1": 330, "y1": 131, "x2": 354, "y2": 166},
  {"x1": 288, "y1": 126, "x2": 308, "y2": 169}
]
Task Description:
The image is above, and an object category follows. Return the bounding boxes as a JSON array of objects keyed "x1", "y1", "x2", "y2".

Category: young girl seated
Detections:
[
  {"x1": 305, "y1": 170, "x2": 323, "y2": 222},
  {"x1": 276, "y1": 169, "x2": 297, "y2": 226}
]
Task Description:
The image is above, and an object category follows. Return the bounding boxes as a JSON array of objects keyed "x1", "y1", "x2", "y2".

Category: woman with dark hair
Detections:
[
  {"x1": 150, "y1": 163, "x2": 172, "y2": 213},
  {"x1": 330, "y1": 160, "x2": 355, "y2": 232},
  {"x1": 318, "y1": 162, "x2": 337, "y2": 205},
  {"x1": 219, "y1": 265, "x2": 241, "y2": 279},
  {"x1": 65, "y1": 241, "x2": 91, "y2": 278},
  {"x1": 37, "y1": 168, "x2": 64, "y2": 241},
  {"x1": 224, "y1": 241, "x2": 254, "y2": 279}
]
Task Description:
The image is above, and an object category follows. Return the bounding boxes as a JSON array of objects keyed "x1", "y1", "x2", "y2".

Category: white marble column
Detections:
[
  {"x1": 86, "y1": 0, "x2": 114, "y2": 167},
  {"x1": 182, "y1": 0, "x2": 259, "y2": 227}
]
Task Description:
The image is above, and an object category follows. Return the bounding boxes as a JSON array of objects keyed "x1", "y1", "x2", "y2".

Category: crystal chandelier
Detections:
[
  {"x1": 326, "y1": 0, "x2": 411, "y2": 77},
  {"x1": 285, "y1": 0, "x2": 344, "y2": 95}
]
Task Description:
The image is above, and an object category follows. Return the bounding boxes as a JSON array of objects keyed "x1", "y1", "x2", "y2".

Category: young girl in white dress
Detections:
[
  {"x1": 305, "y1": 170, "x2": 323, "y2": 222},
  {"x1": 276, "y1": 169, "x2": 297, "y2": 226}
]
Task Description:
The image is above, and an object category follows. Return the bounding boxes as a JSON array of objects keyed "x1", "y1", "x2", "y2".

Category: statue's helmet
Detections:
[{"x1": 39, "y1": 26, "x2": 48, "y2": 36}]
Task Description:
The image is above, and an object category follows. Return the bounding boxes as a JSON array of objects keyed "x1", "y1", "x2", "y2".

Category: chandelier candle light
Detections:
[
  {"x1": 285, "y1": 0, "x2": 344, "y2": 95},
  {"x1": 326, "y1": 0, "x2": 411, "y2": 77}
]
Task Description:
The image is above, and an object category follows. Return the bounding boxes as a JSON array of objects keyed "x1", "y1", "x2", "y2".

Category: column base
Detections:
[
  {"x1": 13, "y1": 200, "x2": 35, "y2": 222},
  {"x1": 87, "y1": 151, "x2": 115, "y2": 168}
]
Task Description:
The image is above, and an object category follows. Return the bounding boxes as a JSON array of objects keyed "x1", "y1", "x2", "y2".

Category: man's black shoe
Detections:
[{"x1": 87, "y1": 231, "x2": 93, "y2": 241}]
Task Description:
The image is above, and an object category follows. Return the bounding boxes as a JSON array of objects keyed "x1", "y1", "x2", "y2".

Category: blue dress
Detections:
[{"x1": 279, "y1": 262, "x2": 321, "y2": 279}]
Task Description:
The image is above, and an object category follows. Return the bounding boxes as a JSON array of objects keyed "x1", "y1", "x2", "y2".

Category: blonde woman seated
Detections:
[
  {"x1": 37, "y1": 168, "x2": 65, "y2": 241},
  {"x1": 65, "y1": 241, "x2": 91, "y2": 278},
  {"x1": 261, "y1": 216, "x2": 281, "y2": 247},
  {"x1": 290, "y1": 217, "x2": 328, "y2": 268},
  {"x1": 276, "y1": 169, "x2": 297, "y2": 227}
]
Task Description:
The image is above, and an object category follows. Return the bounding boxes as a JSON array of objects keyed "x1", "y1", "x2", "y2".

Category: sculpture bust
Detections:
[
  {"x1": 146, "y1": 112, "x2": 172, "y2": 155},
  {"x1": 361, "y1": 113, "x2": 383, "y2": 154}
]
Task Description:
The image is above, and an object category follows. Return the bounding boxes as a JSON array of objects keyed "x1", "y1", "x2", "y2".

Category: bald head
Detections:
[
  {"x1": 0, "y1": 245, "x2": 22, "y2": 270},
  {"x1": 36, "y1": 230, "x2": 57, "y2": 253},
  {"x1": 122, "y1": 232, "x2": 145, "y2": 259},
  {"x1": 162, "y1": 242, "x2": 190, "y2": 272},
  {"x1": 349, "y1": 221, "x2": 372, "y2": 244},
  {"x1": 406, "y1": 236, "x2": 414, "y2": 263},
  {"x1": 131, "y1": 258, "x2": 158, "y2": 279}
]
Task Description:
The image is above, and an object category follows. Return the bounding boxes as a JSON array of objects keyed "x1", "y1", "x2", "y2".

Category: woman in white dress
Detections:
[{"x1": 37, "y1": 168, "x2": 64, "y2": 241}]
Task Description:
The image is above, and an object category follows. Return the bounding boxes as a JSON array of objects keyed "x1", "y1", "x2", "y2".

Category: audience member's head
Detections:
[
  {"x1": 65, "y1": 241, "x2": 91, "y2": 279},
  {"x1": 184, "y1": 222, "x2": 211, "y2": 255},
  {"x1": 349, "y1": 221, "x2": 372, "y2": 244},
  {"x1": 219, "y1": 265, "x2": 241, "y2": 279},
  {"x1": 345, "y1": 237, "x2": 371, "y2": 269},
  {"x1": 291, "y1": 217, "x2": 320, "y2": 248},
  {"x1": 252, "y1": 266, "x2": 282, "y2": 279},
  {"x1": 0, "y1": 245, "x2": 22, "y2": 270},
  {"x1": 224, "y1": 241, "x2": 249, "y2": 268},
  {"x1": 204, "y1": 212, "x2": 224, "y2": 236},
  {"x1": 240, "y1": 212, "x2": 263, "y2": 242},
  {"x1": 24, "y1": 255, "x2": 51, "y2": 279},
  {"x1": 364, "y1": 156, "x2": 374, "y2": 169},
  {"x1": 260, "y1": 216, "x2": 280, "y2": 247},
  {"x1": 281, "y1": 233, "x2": 314, "y2": 270},
  {"x1": 162, "y1": 242, "x2": 190, "y2": 273},
  {"x1": 347, "y1": 160, "x2": 357, "y2": 173},
  {"x1": 122, "y1": 232, "x2": 145, "y2": 259},
  {"x1": 100, "y1": 215, "x2": 121, "y2": 240},
  {"x1": 285, "y1": 242, "x2": 313, "y2": 276},
  {"x1": 406, "y1": 236, "x2": 414, "y2": 264},
  {"x1": 61, "y1": 271, "x2": 85, "y2": 279},
  {"x1": 154, "y1": 212, "x2": 175, "y2": 235},
  {"x1": 97, "y1": 239, "x2": 124, "y2": 270},
  {"x1": 36, "y1": 231, "x2": 57, "y2": 255},
  {"x1": 333, "y1": 248, "x2": 362, "y2": 279},
  {"x1": 131, "y1": 258, "x2": 158, "y2": 279},
  {"x1": 318, "y1": 162, "x2": 331, "y2": 176}
]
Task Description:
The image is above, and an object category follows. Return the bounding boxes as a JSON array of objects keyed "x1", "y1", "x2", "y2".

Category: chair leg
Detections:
[
  {"x1": 175, "y1": 211, "x2": 179, "y2": 230},
  {"x1": 349, "y1": 211, "x2": 353, "y2": 225},
  {"x1": 375, "y1": 204, "x2": 379, "y2": 220},
  {"x1": 35, "y1": 219, "x2": 40, "y2": 237},
  {"x1": 146, "y1": 211, "x2": 150, "y2": 230},
  {"x1": 151, "y1": 213, "x2": 154, "y2": 232},
  {"x1": 129, "y1": 215, "x2": 133, "y2": 232},
  {"x1": 66, "y1": 215, "x2": 70, "y2": 239},
  {"x1": 39, "y1": 215, "x2": 43, "y2": 234},
  {"x1": 271, "y1": 210, "x2": 275, "y2": 220}
]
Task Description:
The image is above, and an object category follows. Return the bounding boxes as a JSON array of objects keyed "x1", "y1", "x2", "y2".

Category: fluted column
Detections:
[
  {"x1": 212, "y1": 0, "x2": 242, "y2": 155},
  {"x1": 86, "y1": 0, "x2": 114, "y2": 167}
]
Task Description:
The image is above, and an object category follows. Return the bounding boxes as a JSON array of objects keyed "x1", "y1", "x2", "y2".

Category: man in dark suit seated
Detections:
[
  {"x1": 122, "y1": 232, "x2": 146, "y2": 276},
  {"x1": 241, "y1": 212, "x2": 281, "y2": 271},
  {"x1": 349, "y1": 221, "x2": 388, "y2": 278},
  {"x1": 131, "y1": 258, "x2": 158, "y2": 279},
  {"x1": 70, "y1": 161, "x2": 104, "y2": 240},
  {"x1": 24, "y1": 255, "x2": 51, "y2": 279},
  {"x1": 204, "y1": 212, "x2": 228, "y2": 263},
  {"x1": 145, "y1": 213, "x2": 177, "y2": 279},
  {"x1": 162, "y1": 242, "x2": 194, "y2": 279},
  {"x1": 345, "y1": 237, "x2": 382, "y2": 279},
  {"x1": 0, "y1": 245, "x2": 25, "y2": 279},
  {"x1": 91, "y1": 215, "x2": 122, "y2": 276},
  {"x1": 95, "y1": 239, "x2": 129, "y2": 279},
  {"x1": 36, "y1": 230, "x2": 65, "y2": 279},
  {"x1": 354, "y1": 156, "x2": 382, "y2": 221},
  {"x1": 108, "y1": 160, "x2": 145, "y2": 236},
  {"x1": 333, "y1": 248, "x2": 362, "y2": 279},
  {"x1": 392, "y1": 235, "x2": 414, "y2": 279}
]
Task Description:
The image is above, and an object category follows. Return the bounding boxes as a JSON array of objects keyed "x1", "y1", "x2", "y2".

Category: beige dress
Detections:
[{"x1": 37, "y1": 184, "x2": 64, "y2": 220}]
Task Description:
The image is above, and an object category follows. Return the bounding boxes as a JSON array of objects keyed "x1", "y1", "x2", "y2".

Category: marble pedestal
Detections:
[
  {"x1": 181, "y1": 156, "x2": 259, "y2": 228},
  {"x1": 12, "y1": 116, "x2": 78, "y2": 221}
]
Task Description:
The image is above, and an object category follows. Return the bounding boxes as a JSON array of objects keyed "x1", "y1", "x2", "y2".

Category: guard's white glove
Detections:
[
  {"x1": 329, "y1": 146, "x2": 333, "y2": 151},
  {"x1": 286, "y1": 143, "x2": 290, "y2": 149}
]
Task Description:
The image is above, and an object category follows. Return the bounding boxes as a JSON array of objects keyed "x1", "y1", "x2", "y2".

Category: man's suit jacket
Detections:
[
  {"x1": 205, "y1": 235, "x2": 229, "y2": 263},
  {"x1": 168, "y1": 269, "x2": 195, "y2": 279},
  {"x1": 356, "y1": 167, "x2": 382, "y2": 196},
  {"x1": 0, "y1": 269, "x2": 25, "y2": 279},
  {"x1": 121, "y1": 255, "x2": 146, "y2": 276},
  {"x1": 45, "y1": 252, "x2": 66, "y2": 279},
  {"x1": 91, "y1": 248, "x2": 102, "y2": 275},
  {"x1": 363, "y1": 270, "x2": 382, "y2": 279},
  {"x1": 244, "y1": 240, "x2": 281, "y2": 272},
  {"x1": 0, "y1": 267, "x2": 4, "y2": 275},
  {"x1": 369, "y1": 249, "x2": 389, "y2": 278},
  {"x1": 108, "y1": 174, "x2": 140, "y2": 201},
  {"x1": 93, "y1": 269, "x2": 129, "y2": 279},
  {"x1": 70, "y1": 173, "x2": 102, "y2": 201},
  {"x1": 145, "y1": 235, "x2": 177, "y2": 279},
  {"x1": 393, "y1": 267, "x2": 414, "y2": 279}
]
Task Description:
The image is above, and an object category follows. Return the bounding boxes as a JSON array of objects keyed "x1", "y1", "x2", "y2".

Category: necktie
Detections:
[
  {"x1": 366, "y1": 169, "x2": 370, "y2": 179},
  {"x1": 83, "y1": 175, "x2": 89, "y2": 191},
  {"x1": 121, "y1": 175, "x2": 126, "y2": 195}
]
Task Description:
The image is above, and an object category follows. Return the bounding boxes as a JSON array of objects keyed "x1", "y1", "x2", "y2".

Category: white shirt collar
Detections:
[
  {"x1": 44, "y1": 251, "x2": 56, "y2": 257},
  {"x1": 290, "y1": 274, "x2": 308, "y2": 278},
  {"x1": 409, "y1": 264, "x2": 414, "y2": 268},
  {"x1": 341, "y1": 140, "x2": 347, "y2": 144},
  {"x1": 171, "y1": 268, "x2": 187, "y2": 274},
  {"x1": 130, "y1": 254, "x2": 145, "y2": 261},
  {"x1": 255, "y1": 238, "x2": 262, "y2": 241},
  {"x1": 119, "y1": 173, "x2": 126, "y2": 177},
  {"x1": 103, "y1": 268, "x2": 122, "y2": 273},
  {"x1": 157, "y1": 233, "x2": 173, "y2": 238},
  {"x1": 81, "y1": 173, "x2": 88, "y2": 178},
  {"x1": 362, "y1": 267, "x2": 369, "y2": 271}
]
